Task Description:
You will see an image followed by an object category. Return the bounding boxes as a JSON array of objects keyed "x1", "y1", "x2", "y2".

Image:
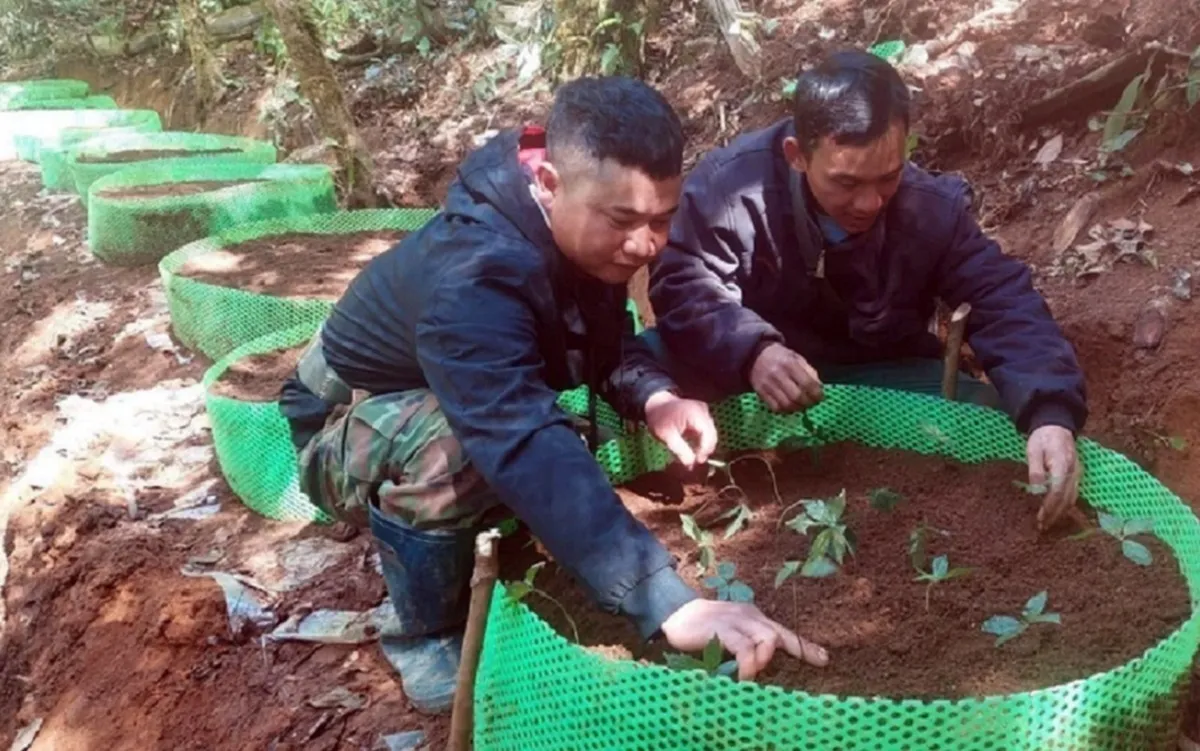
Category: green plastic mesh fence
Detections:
[
  {"x1": 0, "y1": 107, "x2": 166, "y2": 160},
  {"x1": 66, "y1": 131, "x2": 277, "y2": 206},
  {"x1": 474, "y1": 388, "x2": 1200, "y2": 751},
  {"x1": 0, "y1": 79, "x2": 89, "y2": 107},
  {"x1": 162, "y1": 209, "x2": 439, "y2": 363},
  {"x1": 2, "y1": 94, "x2": 118, "y2": 112},
  {"x1": 87, "y1": 161, "x2": 339, "y2": 266},
  {"x1": 38, "y1": 114, "x2": 165, "y2": 190}
]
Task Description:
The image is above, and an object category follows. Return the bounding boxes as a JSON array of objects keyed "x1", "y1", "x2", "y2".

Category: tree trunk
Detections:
[
  {"x1": 702, "y1": 0, "x2": 760, "y2": 79},
  {"x1": 551, "y1": 0, "x2": 661, "y2": 79},
  {"x1": 261, "y1": 0, "x2": 378, "y2": 208},
  {"x1": 178, "y1": 0, "x2": 223, "y2": 118}
]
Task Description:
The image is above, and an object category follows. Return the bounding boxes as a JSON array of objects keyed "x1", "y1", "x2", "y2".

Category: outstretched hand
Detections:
[
  {"x1": 661, "y1": 599, "x2": 828, "y2": 681},
  {"x1": 644, "y1": 390, "x2": 718, "y2": 469},
  {"x1": 1026, "y1": 424, "x2": 1081, "y2": 532}
]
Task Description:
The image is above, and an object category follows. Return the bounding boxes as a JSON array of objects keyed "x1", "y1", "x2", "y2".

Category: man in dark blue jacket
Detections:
[
  {"x1": 649, "y1": 50, "x2": 1087, "y2": 531},
  {"x1": 279, "y1": 76, "x2": 827, "y2": 716}
]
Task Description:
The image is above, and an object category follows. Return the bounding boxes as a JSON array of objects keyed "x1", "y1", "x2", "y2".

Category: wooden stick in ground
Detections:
[
  {"x1": 448, "y1": 528, "x2": 502, "y2": 751},
  {"x1": 941, "y1": 302, "x2": 972, "y2": 401}
]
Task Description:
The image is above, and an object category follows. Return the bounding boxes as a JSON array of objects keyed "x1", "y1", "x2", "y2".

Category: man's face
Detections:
[
  {"x1": 785, "y1": 120, "x2": 907, "y2": 235},
  {"x1": 535, "y1": 156, "x2": 681, "y2": 284}
]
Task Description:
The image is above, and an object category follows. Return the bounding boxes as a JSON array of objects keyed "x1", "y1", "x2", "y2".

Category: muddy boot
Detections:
[{"x1": 368, "y1": 502, "x2": 475, "y2": 716}]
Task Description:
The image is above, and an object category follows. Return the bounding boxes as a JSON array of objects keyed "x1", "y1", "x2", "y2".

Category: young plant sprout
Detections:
[
  {"x1": 704, "y1": 561, "x2": 754, "y2": 603},
  {"x1": 981, "y1": 590, "x2": 1061, "y2": 647},
  {"x1": 782, "y1": 489, "x2": 855, "y2": 576},
  {"x1": 503, "y1": 561, "x2": 580, "y2": 642},
  {"x1": 680, "y1": 513, "x2": 715, "y2": 574},
  {"x1": 868, "y1": 487, "x2": 905, "y2": 512},
  {"x1": 907, "y1": 522, "x2": 950, "y2": 571},
  {"x1": 913, "y1": 554, "x2": 972, "y2": 611},
  {"x1": 664, "y1": 635, "x2": 738, "y2": 678},
  {"x1": 1098, "y1": 512, "x2": 1155, "y2": 566},
  {"x1": 702, "y1": 455, "x2": 783, "y2": 540}
]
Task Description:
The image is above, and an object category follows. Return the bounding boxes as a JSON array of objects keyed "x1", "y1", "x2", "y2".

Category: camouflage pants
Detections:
[{"x1": 298, "y1": 388, "x2": 500, "y2": 531}]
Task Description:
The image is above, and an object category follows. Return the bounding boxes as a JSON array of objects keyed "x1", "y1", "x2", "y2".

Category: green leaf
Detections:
[
  {"x1": 981, "y1": 615, "x2": 1023, "y2": 638},
  {"x1": 801, "y1": 557, "x2": 838, "y2": 578},
  {"x1": 496, "y1": 517, "x2": 520, "y2": 537},
  {"x1": 1187, "y1": 69, "x2": 1199, "y2": 109},
  {"x1": 717, "y1": 561, "x2": 736, "y2": 580},
  {"x1": 698, "y1": 546, "x2": 714, "y2": 574},
  {"x1": 1013, "y1": 480, "x2": 1048, "y2": 495},
  {"x1": 721, "y1": 505, "x2": 752, "y2": 540},
  {"x1": 703, "y1": 575, "x2": 724, "y2": 589},
  {"x1": 810, "y1": 528, "x2": 834, "y2": 562},
  {"x1": 717, "y1": 583, "x2": 731, "y2": 600},
  {"x1": 1027, "y1": 612, "x2": 1062, "y2": 625},
  {"x1": 786, "y1": 513, "x2": 818, "y2": 536},
  {"x1": 842, "y1": 527, "x2": 857, "y2": 558},
  {"x1": 728, "y1": 581, "x2": 755, "y2": 603},
  {"x1": 826, "y1": 490, "x2": 847, "y2": 521},
  {"x1": 775, "y1": 561, "x2": 801, "y2": 589},
  {"x1": 416, "y1": 36, "x2": 431, "y2": 57},
  {"x1": 803, "y1": 500, "x2": 828, "y2": 524},
  {"x1": 681, "y1": 514, "x2": 701, "y2": 542},
  {"x1": 1122, "y1": 539, "x2": 1153, "y2": 566},
  {"x1": 909, "y1": 526, "x2": 929, "y2": 571},
  {"x1": 781, "y1": 78, "x2": 797, "y2": 97},
  {"x1": 945, "y1": 567, "x2": 973, "y2": 580},
  {"x1": 1169, "y1": 436, "x2": 1189, "y2": 451},
  {"x1": 905, "y1": 132, "x2": 919, "y2": 159},
  {"x1": 702, "y1": 635, "x2": 723, "y2": 669},
  {"x1": 932, "y1": 555, "x2": 948, "y2": 579},
  {"x1": 994, "y1": 629, "x2": 1025, "y2": 647},
  {"x1": 869, "y1": 487, "x2": 905, "y2": 511},
  {"x1": 1103, "y1": 74, "x2": 1144, "y2": 147},
  {"x1": 1104, "y1": 128, "x2": 1141, "y2": 153},
  {"x1": 1098, "y1": 512, "x2": 1124, "y2": 537},
  {"x1": 664, "y1": 652, "x2": 705, "y2": 671},
  {"x1": 716, "y1": 660, "x2": 739, "y2": 677},
  {"x1": 505, "y1": 581, "x2": 533, "y2": 602},
  {"x1": 599, "y1": 43, "x2": 622, "y2": 76},
  {"x1": 1122, "y1": 518, "x2": 1154, "y2": 537},
  {"x1": 1025, "y1": 590, "x2": 1049, "y2": 617}
]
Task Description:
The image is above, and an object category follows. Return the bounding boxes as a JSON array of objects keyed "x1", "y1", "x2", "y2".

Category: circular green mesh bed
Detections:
[
  {"x1": 162, "y1": 209, "x2": 439, "y2": 363},
  {"x1": 473, "y1": 389, "x2": 1200, "y2": 750},
  {"x1": 87, "y1": 161, "x2": 339, "y2": 266},
  {"x1": 0, "y1": 107, "x2": 164, "y2": 160},
  {"x1": 0, "y1": 79, "x2": 89, "y2": 107},
  {"x1": 3, "y1": 94, "x2": 117, "y2": 113},
  {"x1": 37, "y1": 114, "x2": 165, "y2": 190},
  {"x1": 66, "y1": 131, "x2": 277, "y2": 205}
]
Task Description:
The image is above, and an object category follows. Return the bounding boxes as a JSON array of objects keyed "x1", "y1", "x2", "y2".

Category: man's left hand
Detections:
[
  {"x1": 1026, "y1": 425, "x2": 1081, "y2": 532},
  {"x1": 644, "y1": 390, "x2": 717, "y2": 469}
]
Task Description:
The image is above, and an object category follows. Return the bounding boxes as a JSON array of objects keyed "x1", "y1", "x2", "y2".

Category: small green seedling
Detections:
[
  {"x1": 783, "y1": 489, "x2": 855, "y2": 576},
  {"x1": 702, "y1": 456, "x2": 776, "y2": 540},
  {"x1": 664, "y1": 635, "x2": 738, "y2": 678},
  {"x1": 981, "y1": 590, "x2": 1061, "y2": 646},
  {"x1": 705, "y1": 561, "x2": 754, "y2": 602},
  {"x1": 913, "y1": 554, "x2": 972, "y2": 611},
  {"x1": 1098, "y1": 512, "x2": 1155, "y2": 566},
  {"x1": 869, "y1": 487, "x2": 905, "y2": 512},
  {"x1": 503, "y1": 562, "x2": 580, "y2": 642},
  {"x1": 681, "y1": 513, "x2": 715, "y2": 574},
  {"x1": 717, "y1": 503, "x2": 754, "y2": 540},
  {"x1": 907, "y1": 522, "x2": 949, "y2": 572}
]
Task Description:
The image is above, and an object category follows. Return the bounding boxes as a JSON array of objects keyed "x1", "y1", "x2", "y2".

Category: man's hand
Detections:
[
  {"x1": 1027, "y1": 425, "x2": 1081, "y2": 532},
  {"x1": 749, "y1": 343, "x2": 824, "y2": 413},
  {"x1": 660, "y1": 599, "x2": 828, "y2": 681},
  {"x1": 644, "y1": 391, "x2": 717, "y2": 470}
]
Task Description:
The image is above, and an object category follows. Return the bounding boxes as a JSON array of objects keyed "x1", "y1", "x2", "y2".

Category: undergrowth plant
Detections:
[
  {"x1": 908, "y1": 522, "x2": 950, "y2": 571},
  {"x1": 680, "y1": 513, "x2": 715, "y2": 574},
  {"x1": 781, "y1": 489, "x2": 855, "y2": 577},
  {"x1": 913, "y1": 554, "x2": 972, "y2": 611},
  {"x1": 664, "y1": 635, "x2": 738, "y2": 678},
  {"x1": 504, "y1": 561, "x2": 579, "y2": 642},
  {"x1": 869, "y1": 487, "x2": 905, "y2": 512},
  {"x1": 702, "y1": 455, "x2": 784, "y2": 541},
  {"x1": 1099, "y1": 512, "x2": 1155, "y2": 566},
  {"x1": 704, "y1": 561, "x2": 754, "y2": 603},
  {"x1": 981, "y1": 590, "x2": 1061, "y2": 647}
]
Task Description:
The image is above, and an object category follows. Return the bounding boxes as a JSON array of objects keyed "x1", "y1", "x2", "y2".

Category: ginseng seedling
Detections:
[
  {"x1": 704, "y1": 561, "x2": 754, "y2": 603},
  {"x1": 664, "y1": 635, "x2": 738, "y2": 679},
  {"x1": 703, "y1": 455, "x2": 784, "y2": 540},
  {"x1": 680, "y1": 513, "x2": 715, "y2": 575},
  {"x1": 503, "y1": 561, "x2": 580, "y2": 642},
  {"x1": 913, "y1": 554, "x2": 972, "y2": 611},
  {"x1": 781, "y1": 489, "x2": 855, "y2": 577},
  {"x1": 981, "y1": 590, "x2": 1061, "y2": 647},
  {"x1": 1098, "y1": 512, "x2": 1155, "y2": 566}
]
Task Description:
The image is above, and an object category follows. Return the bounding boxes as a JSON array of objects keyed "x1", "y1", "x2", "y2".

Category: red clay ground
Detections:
[{"x1": 2, "y1": 0, "x2": 1200, "y2": 747}]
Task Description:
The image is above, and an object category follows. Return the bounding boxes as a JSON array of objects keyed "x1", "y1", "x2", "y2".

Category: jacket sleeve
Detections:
[
  {"x1": 936, "y1": 193, "x2": 1088, "y2": 434},
  {"x1": 415, "y1": 270, "x2": 697, "y2": 639},
  {"x1": 650, "y1": 167, "x2": 784, "y2": 396},
  {"x1": 597, "y1": 302, "x2": 678, "y2": 421}
]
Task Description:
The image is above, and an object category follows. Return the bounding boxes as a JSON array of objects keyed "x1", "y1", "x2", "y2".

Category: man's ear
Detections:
[
  {"x1": 533, "y1": 162, "x2": 561, "y2": 211},
  {"x1": 782, "y1": 136, "x2": 809, "y2": 174}
]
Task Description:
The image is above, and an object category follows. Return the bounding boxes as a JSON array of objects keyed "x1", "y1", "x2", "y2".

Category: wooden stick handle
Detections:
[
  {"x1": 941, "y1": 302, "x2": 972, "y2": 401},
  {"x1": 448, "y1": 528, "x2": 502, "y2": 751}
]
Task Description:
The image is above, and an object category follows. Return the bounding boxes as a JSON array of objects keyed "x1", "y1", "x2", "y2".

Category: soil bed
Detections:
[
  {"x1": 76, "y1": 147, "x2": 243, "y2": 163},
  {"x1": 97, "y1": 179, "x2": 268, "y2": 199},
  {"x1": 177, "y1": 231, "x2": 405, "y2": 300},
  {"x1": 211, "y1": 345, "x2": 304, "y2": 401},
  {"x1": 524, "y1": 442, "x2": 1192, "y2": 699}
]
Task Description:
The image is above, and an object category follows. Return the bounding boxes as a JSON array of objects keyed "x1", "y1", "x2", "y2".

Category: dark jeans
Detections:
[{"x1": 637, "y1": 330, "x2": 999, "y2": 408}]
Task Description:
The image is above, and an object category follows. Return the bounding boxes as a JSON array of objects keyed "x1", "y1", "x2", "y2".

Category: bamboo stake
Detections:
[
  {"x1": 448, "y1": 528, "x2": 502, "y2": 751},
  {"x1": 941, "y1": 303, "x2": 972, "y2": 401}
]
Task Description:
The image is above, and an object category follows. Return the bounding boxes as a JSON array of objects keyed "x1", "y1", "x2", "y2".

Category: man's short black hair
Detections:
[
  {"x1": 791, "y1": 50, "x2": 911, "y2": 154},
  {"x1": 546, "y1": 76, "x2": 684, "y2": 181}
]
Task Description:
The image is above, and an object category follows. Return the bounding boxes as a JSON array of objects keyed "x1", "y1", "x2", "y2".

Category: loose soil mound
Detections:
[
  {"x1": 177, "y1": 231, "x2": 405, "y2": 300},
  {"x1": 211, "y1": 345, "x2": 304, "y2": 401},
  {"x1": 524, "y1": 442, "x2": 1192, "y2": 699},
  {"x1": 97, "y1": 179, "x2": 268, "y2": 199},
  {"x1": 76, "y1": 147, "x2": 242, "y2": 163}
]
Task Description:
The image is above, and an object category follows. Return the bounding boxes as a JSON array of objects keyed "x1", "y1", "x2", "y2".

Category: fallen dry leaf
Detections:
[
  {"x1": 1052, "y1": 192, "x2": 1100, "y2": 254},
  {"x1": 1034, "y1": 134, "x2": 1063, "y2": 166}
]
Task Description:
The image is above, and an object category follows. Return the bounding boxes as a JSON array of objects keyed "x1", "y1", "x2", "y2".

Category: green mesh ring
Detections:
[
  {"x1": 37, "y1": 113, "x2": 165, "y2": 190},
  {"x1": 160, "y1": 209, "x2": 440, "y2": 363},
  {"x1": 2, "y1": 94, "x2": 118, "y2": 113},
  {"x1": 87, "y1": 161, "x2": 339, "y2": 266},
  {"x1": 0, "y1": 108, "x2": 163, "y2": 160},
  {"x1": 66, "y1": 131, "x2": 277, "y2": 205},
  {"x1": 0, "y1": 79, "x2": 89, "y2": 107},
  {"x1": 473, "y1": 388, "x2": 1200, "y2": 750}
]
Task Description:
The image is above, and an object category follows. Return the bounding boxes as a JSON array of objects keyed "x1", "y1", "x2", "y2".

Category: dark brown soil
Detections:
[
  {"x1": 524, "y1": 443, "x2": 1192, "y2": 699},
  {"x1": 177, "y1": 231, "x2": 404, "y2": 300},
  {"x1": 97, "y1": 179, "x2": 268, "y2": 199},
  {"x1": 211, "y1": 346, "x2": 303, "y2": 402},
  {"x1": 76, "y1": 147, "x2": 243, "y2": 163}
]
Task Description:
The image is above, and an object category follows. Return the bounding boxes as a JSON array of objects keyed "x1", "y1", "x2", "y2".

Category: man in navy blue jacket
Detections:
[
  {"x1": 649, "y1": 50, "x2": 1087, "y2": 531},
  {"x1": 279, "y1": 76, "x2": 827, "y2": 715}
]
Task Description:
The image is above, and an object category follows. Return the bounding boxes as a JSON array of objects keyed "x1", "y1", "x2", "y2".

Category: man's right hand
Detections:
[
  {"x1": 660, "y1": 598, "x2": 828, "y2": 681},
  {"x1": 748, "y1": 343, "x2": 824, "y2": 412}
]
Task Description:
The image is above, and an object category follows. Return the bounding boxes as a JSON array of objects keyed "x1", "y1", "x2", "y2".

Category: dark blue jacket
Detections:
[
  {"x1": 650, "y1": 118, "x2": 1087, "y2": 434},
  {"x1": 280, "y1": 128, "x2": 696, "y2": 639}
]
